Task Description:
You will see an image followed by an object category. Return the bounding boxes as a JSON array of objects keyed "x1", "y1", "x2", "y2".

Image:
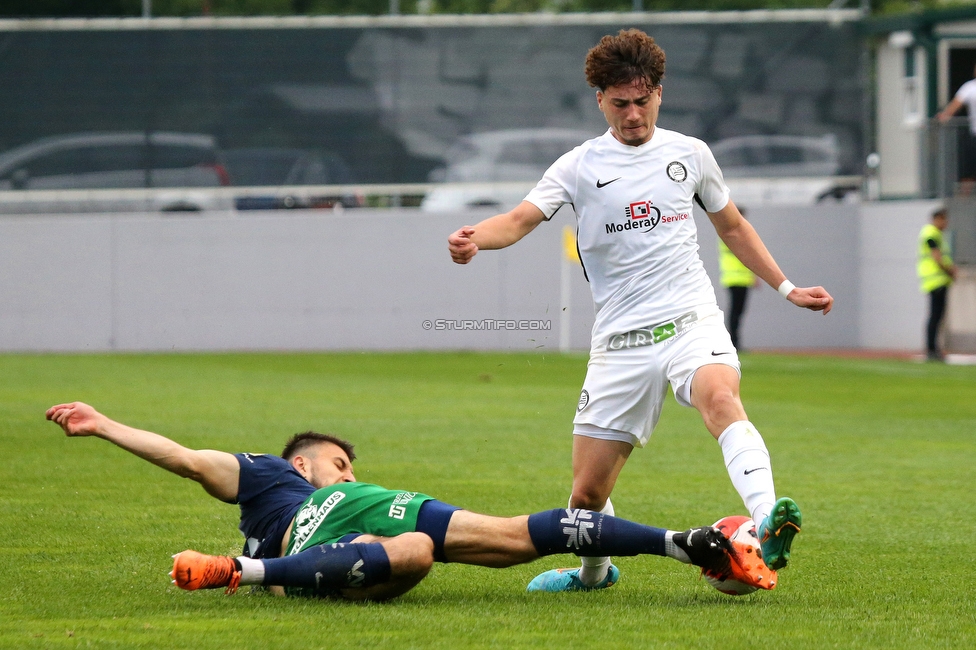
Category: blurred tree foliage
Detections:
[{"x1": 0, "y1": 0, "x2": 966, "y2": 17}]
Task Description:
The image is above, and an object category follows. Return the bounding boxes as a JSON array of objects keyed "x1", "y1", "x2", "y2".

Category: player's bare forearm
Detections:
[
  {"x1": 709, "y1": 203, "x2": 833, "y2": 314},
  {"x1": 710, "y1": 204, "x2": 787, "y2": 289},
  {"x1": 448, "y1": 202, "x2": 546, "y2": 264},
  {"x1": 46, "y1": 401, "x2": 240, "y2": 501},
  {"x1": 49, "y1": 402, "x2": 195, "y2": 470},
  {"x1": 938, "y1": 99, "x2": 963, "y2": 122},
  {"x1": 724, "y1": 229, "x2": 833, "y2": 314},
  {"x1": 475, "y1": 206, "x2": 545, "y2": 249}
]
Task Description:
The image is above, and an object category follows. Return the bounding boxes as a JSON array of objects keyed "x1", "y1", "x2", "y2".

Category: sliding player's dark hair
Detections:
[{"x1": 281, "y1": 431, "x2": 356, "y2": 462}]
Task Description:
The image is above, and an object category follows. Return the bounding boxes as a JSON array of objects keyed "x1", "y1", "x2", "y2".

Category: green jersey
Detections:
[{"x1": 286, "y1": 482, "x2": 434, "y2": 556}]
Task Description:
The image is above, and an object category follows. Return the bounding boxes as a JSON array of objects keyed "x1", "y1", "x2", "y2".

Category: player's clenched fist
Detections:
[
  {"x1": 786, "y1": 286, "x2": 834, "y2": 315},
  {"x1": 448, "y1": 227, "x2": 479, "y2": 264}
]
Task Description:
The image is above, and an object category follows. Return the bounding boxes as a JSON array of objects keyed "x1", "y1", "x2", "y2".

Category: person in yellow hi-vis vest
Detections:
[
  {"x1": 719, "y1": 208, "x2": 757, "y2": 350},
  {"x1": 917, "y1": 207, "x2": 957, "y2": 361}
]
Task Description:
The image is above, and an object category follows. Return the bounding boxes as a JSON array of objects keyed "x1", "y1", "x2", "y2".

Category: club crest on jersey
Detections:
[
  {"x1": 289, "y1": 491, "x2": 346, "y2": 555},
  {"x1": 667, "y1": 161, "x2": 687, "y2": 182}
]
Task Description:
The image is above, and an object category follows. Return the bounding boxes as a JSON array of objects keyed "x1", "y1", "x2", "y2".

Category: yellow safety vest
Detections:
[
  {"x1": 719, "y1": 240, "x2": 755, "y2": 288},
  {"x1": 917, "y1": 224, "x2": 953, "y2": 293}
]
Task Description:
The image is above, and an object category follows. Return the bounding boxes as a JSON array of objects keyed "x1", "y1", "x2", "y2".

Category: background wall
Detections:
[
  {"x1": 0, "y1": 15, "x2": 866, "y2": 185},
  {"x1": 0, "y1": 208, "x2": 592, "y2": 351},
  {"x1": 858, "y1": 200, "x2": 938, "y2": 350},
  {"x1": 0, "y1": 201, "x2": 945, "y2": 353},
  {"x1": 697, "y1": 203, "x2": 861, "y2": 350}
]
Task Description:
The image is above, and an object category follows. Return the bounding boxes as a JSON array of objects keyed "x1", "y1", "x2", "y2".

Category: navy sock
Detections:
[
  {"x1": 527, "y1": 508, "x2": 666, "y2": 558},
  {"x1": 261, "y1": 543, "x2": 391, "y2": 594}
]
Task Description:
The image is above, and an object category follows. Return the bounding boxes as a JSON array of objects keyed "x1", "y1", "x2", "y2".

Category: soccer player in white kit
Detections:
[{"x1": 448, "y1": 29, "x2": 833, "y2": 592}]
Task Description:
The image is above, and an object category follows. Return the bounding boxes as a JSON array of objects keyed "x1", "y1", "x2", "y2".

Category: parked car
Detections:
[
  {"x1": 708, "y1": 134, "x2": 858, "y2": 205},
  {"x1": 0, "y1": 132, "x2": 232, "y2": 213},
  {"x1": 421, "y1": 128, "x2": 596, "y2": 212},
  {"x1": 709, "y1": 134, "x2": 841, "y2": 178},
  {"x1": 223, "y1": 147, "x2": 361, "y2": 210}
]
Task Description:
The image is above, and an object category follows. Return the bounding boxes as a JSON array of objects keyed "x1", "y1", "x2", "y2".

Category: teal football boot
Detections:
[
  {"x1": 526, "y1": 565, "x2": 620, "y2": 592},
  {"x1": 758, "y1": 497, "x2": 802, "y2": 570}
]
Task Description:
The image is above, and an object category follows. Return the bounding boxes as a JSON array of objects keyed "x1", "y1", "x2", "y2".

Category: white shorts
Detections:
[{"x1": 573, "y1": 307, "x2": 740, "y2": 448}]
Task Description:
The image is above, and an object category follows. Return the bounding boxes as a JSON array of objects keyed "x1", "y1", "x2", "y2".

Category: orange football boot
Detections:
[{"x1": 170, "y1": 550, "x2": 242, "y2": 595}]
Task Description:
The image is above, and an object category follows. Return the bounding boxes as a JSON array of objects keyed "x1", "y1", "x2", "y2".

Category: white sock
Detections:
[
  {"x1": 664, "y1": 531, "x2": 691, "y2": 564},
  {"x1": 577, "y1": 498, "x2": 614, "y2": 586},
  {"x1": 236, "y1": 556, "x2": 265, "y2": 585},
  {"x1": 718, "y1": 421, "x2": 776, "y2": 525}
]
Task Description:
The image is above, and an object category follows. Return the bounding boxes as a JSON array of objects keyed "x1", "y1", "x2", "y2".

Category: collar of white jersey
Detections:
[{"x1": 602, "y1": 126, "x2": 672, "y2": 153}]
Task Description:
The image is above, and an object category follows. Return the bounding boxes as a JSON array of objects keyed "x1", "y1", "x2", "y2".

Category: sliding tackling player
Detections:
[{"x1": 46, "y1": 401, "x2": 773, "y2": 601}]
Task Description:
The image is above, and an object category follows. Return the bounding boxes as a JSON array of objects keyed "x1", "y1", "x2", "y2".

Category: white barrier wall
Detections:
[
  {"x1": 0, "y1": 209, "x2": 593, "y2": 351},
  {"x1": 0, "y1": 202, "x2": 939, "y2": 353},
  {"x1": 858, "y1": 200, "x2": 941, "y2": 351},
  {"x1": 697, "y1": 203, "x2": 860, "y2": 351}
]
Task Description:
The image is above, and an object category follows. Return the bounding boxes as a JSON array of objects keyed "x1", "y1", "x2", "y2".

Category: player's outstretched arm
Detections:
[
  {"x1": 708, "y1": 201, "x2": 833, "y2": 315},
  {"x1": 448, "y1": 201, "x2": 546, "y2": 264},
  {"x1": 46, "y1": 402, "x2": 240, "y2": 502}
]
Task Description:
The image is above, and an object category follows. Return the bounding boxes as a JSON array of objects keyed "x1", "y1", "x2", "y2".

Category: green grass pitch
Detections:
[{"x1": 2, "y1": 352, "x2": 974, "y2": 648}]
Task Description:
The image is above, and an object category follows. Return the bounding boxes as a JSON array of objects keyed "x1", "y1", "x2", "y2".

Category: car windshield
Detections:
[
  {"x1": 497, "y1": 140, "x2": 573, "y2": 167},
  {"x1": 224, "y1": 150, "x2": 301, "y2": 185},
  {"x1": 443, "y1": 140, "x2": 479, "y2": 166},
  {"x1": 151, "y1": 143, "x2": 217, "y2": 169},
  {"x1": 712, "y1": 136, "x2": 839, "y2": 177}
]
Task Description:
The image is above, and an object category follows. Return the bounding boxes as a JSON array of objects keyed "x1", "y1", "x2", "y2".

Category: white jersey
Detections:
[
  {"x1": 953, "y1": 79, "x2": 976, "y2": 134},
  {"x1": 524, "y1": 127, "x2": 731, "y2": 348}
]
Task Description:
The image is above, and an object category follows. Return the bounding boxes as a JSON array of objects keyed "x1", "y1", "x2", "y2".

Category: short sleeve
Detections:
[
  {"x1": 955, "y1": 82, "x2": 972, "y2": 102},
  {"x1": 524, "y1": 147, "x2": 580, "y2": 220},
  {"x1": 955, "y1": 79, "x2": 976, "y2": 103},
  {"x1": 695, "y1": 140, "x2": 731, "y2": 213},
  {"x1": 234, "y1": 453, "x2": 316, "y2": 559}
]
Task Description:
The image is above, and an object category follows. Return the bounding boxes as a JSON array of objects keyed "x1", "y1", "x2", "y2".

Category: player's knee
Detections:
[
  {"x1": 570, "y1": 484, "x2": 610, "y2": 511},
  {"x1": 339, "y1": 535, "x2": 433, "y2": 603},
  {"x1": 390, "y1": 532, "x2": 435, "y2": 578},
  {"x1": 698, "y1": 389, "x2": 745, "y2": 426},
  {"x1": 409, "y1": 532, "x2": 435, "y2": 574}
]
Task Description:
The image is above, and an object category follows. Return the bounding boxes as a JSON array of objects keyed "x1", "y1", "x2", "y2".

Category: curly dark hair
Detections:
[
  {"x1": 584, "y1": 29, "x2": 666, "y2": 92},
  {"x1": 281, "y1": 431, "x2": 356, "y2": 462}
]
